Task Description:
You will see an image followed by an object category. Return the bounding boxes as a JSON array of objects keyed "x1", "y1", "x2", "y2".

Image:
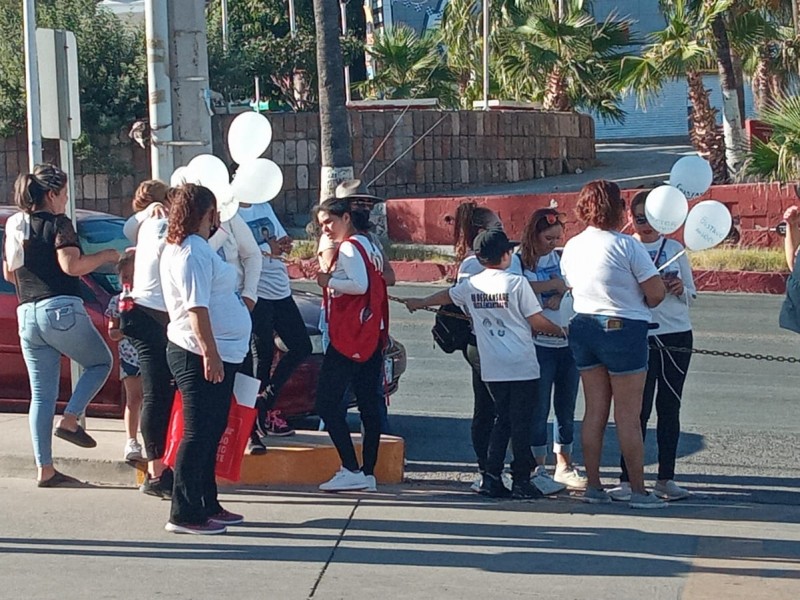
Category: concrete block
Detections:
[
  {"x1": 285, "y1": 140, "x2": 297, "y2": 165},
  {"x1": 83, "y1": 175, "x2": 96, "y2": 199},
  {"x1": 272, "y1": 140, "x2": 286, "y2": 164},
  {"x1": 96, "y1": 175, "x2": 109, "y2": 199},
  {"x1": 296, "y1": 140, "x2": 309, "y2": 164},
  {"x1": 297, "y1": 165, "x2": 309, "y2": 189},
  {"x1": 476, "y1": 113, "x2": 485, "y2": 136}
]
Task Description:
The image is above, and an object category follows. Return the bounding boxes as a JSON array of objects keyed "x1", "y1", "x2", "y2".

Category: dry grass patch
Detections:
[{"x1": 688, "y1": 247, "x2": 788, "y2": 273}]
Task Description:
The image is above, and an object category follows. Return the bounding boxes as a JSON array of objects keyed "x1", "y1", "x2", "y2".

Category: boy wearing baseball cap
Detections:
[{"x1": 405, "y1": 229, "x2": 563, "y2": 498}]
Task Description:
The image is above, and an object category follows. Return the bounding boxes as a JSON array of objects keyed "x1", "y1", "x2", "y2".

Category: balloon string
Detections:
[{"x1": 656, "y1": 249, "x2": 686, "y2": 272}]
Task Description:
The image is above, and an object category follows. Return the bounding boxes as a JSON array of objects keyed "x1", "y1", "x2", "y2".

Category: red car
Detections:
[{"x1": 0, "y1": 207, "x2": 406, "y2": 419}]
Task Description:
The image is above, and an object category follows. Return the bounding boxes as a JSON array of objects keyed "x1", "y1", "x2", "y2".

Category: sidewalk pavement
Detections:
[{"x1": 1, "y1": 413, "x2": 799, "y2": 599}]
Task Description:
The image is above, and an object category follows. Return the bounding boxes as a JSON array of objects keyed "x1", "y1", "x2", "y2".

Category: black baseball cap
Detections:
[{"x1": 474, "y1": 228, "x2": 519, "y2": 263}]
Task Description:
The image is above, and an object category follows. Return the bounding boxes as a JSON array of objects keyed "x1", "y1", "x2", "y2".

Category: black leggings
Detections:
[
  {"x1": 463, "y1": 344, "x2": 495, "y2": 473},
  {"x1": 315, "y1": 346, "x2": 383, "y2": 476},
  {"x1": 621, "y1": 330, "x2": 693, "y2": 482},
  {"x1": 250, "y1": 296, "x2": 312, "y2": 408},
  {"x1": 126, "y1": 307, "x2": 173, "y2": 461}
]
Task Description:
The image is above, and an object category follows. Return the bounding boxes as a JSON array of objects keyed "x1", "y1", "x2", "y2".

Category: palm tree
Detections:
[
  {"x1": 746, "y1": 94, "x2": 800, "y2": 181},
  {"x1": 357, "y1": 24, "x2": 459, "y2": 107},
  {"x1": 439, "y1": 0, "x2": 490, "y2": 108},
  {"x1": 494, "y1": 0, "x2": 639, "y2": 123},
  {"x1": 312, "y1": 0, "x2": 354, "y2": 198},
  {"x1": 622, "y1": 0, "x2": 731, "y2": 183}
]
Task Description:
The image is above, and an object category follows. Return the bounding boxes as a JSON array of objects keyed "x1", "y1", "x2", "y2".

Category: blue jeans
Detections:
[
  {"x1": 17, "y1": 296, "x2": 113, "y2": 466},
  {"x1": 531, "y1": 345, "x2": 580, "y2": 460}
]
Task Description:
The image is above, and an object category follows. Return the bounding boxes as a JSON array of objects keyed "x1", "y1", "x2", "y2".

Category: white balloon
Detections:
[
  {"x1": 644, "y1": 185, "x2": 688, "y2": 234},
  {"x1": 186, "y1": 154, "x2": 230, "y2": 200},
  {"x1": 231, "y1": 159, "x2": 283, "y2": 204},
  {"x1": 228, "y1": 112, "x2": 273, "y2": 165},
  {"x1": 683, "y1": 200, "x2": 732, "y2": 251},
  {"x1": 170, "y1": 166, "x2": 189, "y2": 187},
  {"x1": 216, "y1": 186, "x2": 239, "y2": 223},
  {"x1": 669, "y1": 155, "x2": 713, "y2": 200}
]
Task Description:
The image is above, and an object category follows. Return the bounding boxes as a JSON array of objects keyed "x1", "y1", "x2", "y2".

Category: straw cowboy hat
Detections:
[{"x1": 334, "y1": 179, "x2": 384, "y2": 205}]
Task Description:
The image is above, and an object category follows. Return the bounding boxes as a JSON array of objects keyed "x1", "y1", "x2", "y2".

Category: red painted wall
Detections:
[{"x1": 387, "y1": 182, "x2": 796, "y2": 247}]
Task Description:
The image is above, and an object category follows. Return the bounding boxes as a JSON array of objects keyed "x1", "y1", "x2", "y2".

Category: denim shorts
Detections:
[
  {"x1": 120, "y1": 359, "x2": 141, "y2": 379},
  {"x1": 568, "y1": 314, "x2": 649, "y2": 376}
]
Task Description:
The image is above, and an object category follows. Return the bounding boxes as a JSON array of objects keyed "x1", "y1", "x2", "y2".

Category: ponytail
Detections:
[
  {"x1": 453, "y1": 202, "x2": 496, "y2": 263},
  {"x1": 13, "y1": 164, "x2": 67, "y2": 213}
]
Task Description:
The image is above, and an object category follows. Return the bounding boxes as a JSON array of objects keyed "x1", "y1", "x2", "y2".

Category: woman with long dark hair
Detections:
[
  {"x1": 159, "y1": 184, "x2": 251, "y2": 534},
  {"x1": 2, "y1": 164, "x2": 118, "y2": 486},
  {"x1": 314, "y1": 197, "x2": 389, "y2": 492},
  {"x1": 519, "y1": 208, "x2": 587, "y2": 494}
]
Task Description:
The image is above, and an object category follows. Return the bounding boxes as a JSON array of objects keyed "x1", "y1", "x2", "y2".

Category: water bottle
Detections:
[{"x1": 119, "y1": 283, "x2": 134, "y2": 313}]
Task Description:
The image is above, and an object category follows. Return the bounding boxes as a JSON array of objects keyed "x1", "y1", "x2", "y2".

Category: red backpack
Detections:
[{"x1": 325, "y1": 237, "x2": 389, "y2": 362}]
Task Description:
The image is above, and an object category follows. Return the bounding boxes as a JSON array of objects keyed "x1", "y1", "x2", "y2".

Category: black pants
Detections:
[
  {"x1": 167, "y1": 343, "x2": 239, "y2": 525},
  {"x1": 621, "y1": 330, "x2": 693, "y2": 482},
  {"x1": 485, "y1": 379, "x2": 536, "y2": 483},
  {"x1": 125, "y1": 306, "x2": 173, "y2": 461},
  {"x1": 250, "y1": 296, "x2": 312, "y2": 410},
  {"x1": 463, "y1": 344, "x2": 495, "y2": 473},
  {"x1": 315, "y1": 346, "x2": 383, "y2": 476}
]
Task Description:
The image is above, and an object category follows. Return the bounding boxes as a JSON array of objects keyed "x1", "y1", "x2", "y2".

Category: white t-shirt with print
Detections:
[
  {"x1": 237, "y1": 203, "x2": 291, "y2": 301},
  {"x1": 131, "y1": 216, "x2": 168, "y2": 311},
  {"x1": 449, "y1": 268, "x2": 543, "y2": 382},
  {"x1": 457, "y1": 252, "x2": 523, "y2": 281},
  {"x1": 160, "y1": 234, "x2": 252, "y2": 363},
  {"x1": 521, "y1": 250, "x2": 571, "y2": 349},
  {"x1": 640, "y1": 237, "x2": 695, "y2": 335},
  {"x1": 560, "y1": 227, "x2": 658, "y2": 322}
]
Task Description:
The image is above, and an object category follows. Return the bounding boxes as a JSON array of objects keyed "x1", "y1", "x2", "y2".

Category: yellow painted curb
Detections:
[
  {"x1": 236, "y1": 432, "x2": 405, "y2": 486},
  {"x1": 135, "y1": 431, "x2": 405, "y2": 487}
]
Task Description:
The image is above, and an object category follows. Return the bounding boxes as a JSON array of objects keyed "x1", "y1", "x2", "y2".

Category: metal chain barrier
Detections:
[{"x1": 650, "y1": 344, "x2": 800, "y2": 363}]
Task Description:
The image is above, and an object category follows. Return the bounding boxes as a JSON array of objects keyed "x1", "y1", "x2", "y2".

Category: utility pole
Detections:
[
  {"x1": 167, "y1": 0, "x2": 213, "y2": 166},
  {"x1": 341, "y1": 1, "x2": 351, "y2": 104},
  {"x1": 313, "y1": 0, "x2": 354, "y2": 198},
  {"x1": 145, "y1": 0, "x2": 174, "y2": 181},
  {"x1": 482, "y1": 0, "x2": 490, "y2": 110},
  {"x1": 23, "y1": 0, "x2": 43, "y2": 168}
]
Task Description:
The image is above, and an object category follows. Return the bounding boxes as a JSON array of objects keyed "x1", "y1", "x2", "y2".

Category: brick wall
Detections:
[{"x1": 2, "y1": 108, "x2": 596, "y2": 224}]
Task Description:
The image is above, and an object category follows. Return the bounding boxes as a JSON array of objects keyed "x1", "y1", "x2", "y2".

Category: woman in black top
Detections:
[{"x1": 2, "y1": 164, "x2": 120, "y2": 487}]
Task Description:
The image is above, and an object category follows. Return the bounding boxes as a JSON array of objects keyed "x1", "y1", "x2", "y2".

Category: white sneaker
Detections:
[
  {"x1": 469, "y1": 475, "x2": 483, "y2": 493},
  {"x1": 531, "y1": 466, "x2": 566, "y2": 496},
  {"x1": 608, "y1": 482, "x2": 632, "y2": 502},
  {"x1": 364, "y1": 475, "x2": 377, "y2": 492},
  {"x1": 554, "y1": 465, "x2": 588, "y2": 490},
  {"x1": 654, "y1": 480, "x2": 691, "y2": 501},
  {"x1": 124, "y1": 439, "x2": 143, "y2": 461},
  {"x1": 319, "y1": 467, "x2": 369, "y2": 492}
]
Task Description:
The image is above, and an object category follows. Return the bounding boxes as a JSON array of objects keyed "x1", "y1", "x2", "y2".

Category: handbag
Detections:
[{"x1": 432, "y1": 303, "x2": 473, "y2": 354}]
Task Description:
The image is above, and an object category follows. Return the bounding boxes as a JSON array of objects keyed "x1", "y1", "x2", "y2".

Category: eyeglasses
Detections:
[
  {"x1": 538, "y1": 212, "x2": 564, "y2": 226},
  {"x1": 633, "y1": 215, "x2": 649, "y2": 225}
]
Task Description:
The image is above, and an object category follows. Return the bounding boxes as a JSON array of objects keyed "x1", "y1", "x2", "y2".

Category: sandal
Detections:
[
  {"x1": 54, "y1": 425, "x2": 97, "y2": 448},
  {"x1": 37, "y1": 471, "x2": 81, "y2": 488}
]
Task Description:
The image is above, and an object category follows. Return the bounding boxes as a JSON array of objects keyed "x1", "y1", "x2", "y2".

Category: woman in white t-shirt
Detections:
[
  {"x1": 518, "y1": 208, "x2": 587, "y2": 495},
  {"x1": 314, "y1": 197, "x2": 389, "y2": 493},
  {"x1": 608, "y1": 192, "x2": 696, "y2": 502},
  {"x1": 450, "y1": 202, "x2": 507, "y2": 494},
  {"x1": 560, "y1": 180, "x2": 667, "y2": 509},
  {"x1": 159, "y1": 184, "x2": 252, "y2": 535},
  {"x1": 122, "y1": 180, "x2": 175, "y2": 498}
]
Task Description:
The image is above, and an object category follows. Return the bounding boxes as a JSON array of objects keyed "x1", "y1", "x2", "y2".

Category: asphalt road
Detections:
[{"x1": 373, "y1": 285, "x2": 800, "y2": 505}]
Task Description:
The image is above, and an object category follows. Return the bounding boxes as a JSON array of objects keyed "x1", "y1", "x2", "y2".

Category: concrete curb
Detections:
[{"x1": 288, "y1": 259, "x2": 788, "y2": 294}]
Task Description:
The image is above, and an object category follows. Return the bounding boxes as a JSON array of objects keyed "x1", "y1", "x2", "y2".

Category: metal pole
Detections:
[
  {"x1": 145, "y1": 0, "x2": 174, "y2": 181},
  {"x1": 341, "y1": 1, "x2": 351, "y2": 104},
  {"x1": 221, "y1": 0, "x2": 229, "y2": 52},
  {"x1": 288, "y1": 0, "x2": 297, "y2": 38},
  {"x1": 482, "y1": 0, "x2": 490, "y2": 110},
  {"x1": 23, "y1": 0, "x2": 43, "y2": 168},
  {"x1": 54, "y1": 31, "x2": 75, "y2": 224},
  {"x1": 254, "y1": 75, "x2": 260, "y2": 112}
]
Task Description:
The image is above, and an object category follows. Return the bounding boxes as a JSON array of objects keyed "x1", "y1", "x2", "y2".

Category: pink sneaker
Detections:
[
  {"x1": 265, "y1": 410, "x2": 295, "y2": 436},
  {"x1": 208, "y1": 509, "x2": 244, "y2": 525}
]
